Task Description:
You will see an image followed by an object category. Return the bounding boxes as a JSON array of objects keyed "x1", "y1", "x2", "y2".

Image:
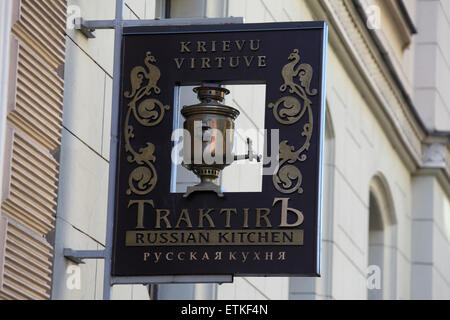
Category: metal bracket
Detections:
[
  {"x1": 63, "y1": 248, "x2": 233, "y2": 284},
  {"x1": 74, "y1": 18, "x2": 97, "y2": 38},
  {"x1": 235, "y1": 138, "x2": 262, "y2": 162},
  {"x1": 74, "y1": 17, "x2": 245, "y2": 39},
  {"x1": 63, "y1": 248, "x2": 106, "y2": 265}
]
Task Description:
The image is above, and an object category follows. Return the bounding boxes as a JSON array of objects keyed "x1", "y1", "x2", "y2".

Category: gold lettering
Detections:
[
  {"x1": 258, "y1": 55, "x2": 267, "y2": 68},
  {"x1": 166, "y1": 252, "x2": 174, "y2": 261},
  {"x1": 190, "y1": 252, "x2": 197, "y2": 260},
  {"x1": 201, "y1": 57, "x2": 211, "y2": 69},
  {"x1": 126, "y1": 230, "x2": 304, "y2": 246},
  {"x1": 229, "y1": 56, "x2": 240, "y2": 68},
  {"x1": 215, "y1": 56, "x2": 226, "y2": 69},
  {"x1": 198, "y1": 208, "x2": 215, "y2": 228},
  {"x1": 222, "y1": 40, "x2": 231, "y2": 52},
  {"x1": 156, "y1": 209, "x2": 171, "y2": 229},
  {"x1": 211, "y1": 40, "x2": 217, "y2": 52},
  {"x1": 250, "y1": 39, "x2": 260, "y2": 51},
  {"x1": 215, "y1": 251, "x2": 222, "y2": 260},
  {"x1": 278, "y1": 252, "x2": 286, "y2": 261},
  {"x1": 243, "y1": 208, "x2": 249, "y2": 228},
  {"x1": 265, "y1": 251, "x2": 273, "y2": 260},
  {"x1": 220, "y1": 208, "x2": 237, "y2": 228},
  {"x1": 144, "y1": 252, "x2": 150, "y2": 261},
  {"x1": 197, "y1": 41, "x2": 207, "y2": 52},
  {"x1": 235, "y1": 40, "x2": 246, "y2": 51},
  {"x1": 202, "y1": 252, "x2": 210, "y2": 260},
  {"x1": 190, "y1": 58, "x2": 195, "y2": 69},
  {"x1": 274, "y1": 198, "x2": 304, "y2": 227},
  {"x1": 180, "y1": 41, "x2": 191, "y2": 53},
  {"x1": 256, "y1": 208, "x2": 272, "y2": 228},
  {"x1": 243, "y1": 56, "x2": 255, "y2": 68},
  {"x1": 175, "y1": 209, "x2": 193, "y2": 229},
  {"x1": 128, "y1": 199, "x2": 154, "y2": 229},
  {"x1": 178, "y1": 252, "x2": 185, "y2": 261},
  {"x1": 174, "y1": 58, "x2": 185, "y2": 69}
]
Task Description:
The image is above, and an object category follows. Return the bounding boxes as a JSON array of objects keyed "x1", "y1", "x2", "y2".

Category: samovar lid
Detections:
[
  {"x1": 194, "y1": 84, "x2": 230, "y2": 103},
  {"x1": 181, "y1": 84, "x2": 240, "y2": 119}
]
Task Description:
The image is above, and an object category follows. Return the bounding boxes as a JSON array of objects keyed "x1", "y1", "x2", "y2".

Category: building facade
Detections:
[{"x1": 0, "y1": 0, "x2": 449, "y2": 300}]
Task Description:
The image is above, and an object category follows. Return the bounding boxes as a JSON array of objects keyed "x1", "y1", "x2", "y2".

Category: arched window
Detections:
[{"x1": 367, "y1": 175, "x2": 397, "y2": 300}]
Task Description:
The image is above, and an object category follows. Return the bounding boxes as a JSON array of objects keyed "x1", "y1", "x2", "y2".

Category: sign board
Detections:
[{"x1": 112, "y1": 22, "x2": 328, "y2": 277}]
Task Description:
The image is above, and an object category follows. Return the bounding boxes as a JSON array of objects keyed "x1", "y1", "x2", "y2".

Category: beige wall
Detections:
[
  {"x1": 45, "y1": 0, "x2": 450, "y2": 300},
  {"x1": 411, "y1": 176, "x2": 450, "y2": 299},
  {"x1": 415, "y1": 0, "x2": 450, "y2": 131},
  {"x1": 51, "y1": 0, "x2": 158, "y2": 300},
  {"x1": 163, "y1": 0, "x2": 450, "y2": 301}
]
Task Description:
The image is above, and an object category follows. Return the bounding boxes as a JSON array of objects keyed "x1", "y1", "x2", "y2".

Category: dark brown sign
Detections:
[{"x1": 112, "y1": 22, "x2": 328, "y2": 277}]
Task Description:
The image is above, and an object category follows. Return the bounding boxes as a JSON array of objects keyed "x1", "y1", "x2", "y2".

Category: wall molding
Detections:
[{"x1": 307, "y1": 0, "x2": 449, "y2": 184}]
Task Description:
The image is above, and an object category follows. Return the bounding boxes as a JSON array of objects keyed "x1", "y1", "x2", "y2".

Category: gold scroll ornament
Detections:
[
  {"x1": 268, "y1": 49, "x2": 318, "y2": 195},
  {"x1": 124, "y1": 52, "x2": 170, "y2": 196}
]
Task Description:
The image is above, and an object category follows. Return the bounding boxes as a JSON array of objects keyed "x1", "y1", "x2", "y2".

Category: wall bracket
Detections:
[
  {"x1": 63, "y1": 248, "x2": 105, "y2": 265},
  {"x1": 63, "y1": 248, "x2": 233, "y2": 284},
  {"x1": 74, "y1": 17, "x2": 244, "y2": 39}
]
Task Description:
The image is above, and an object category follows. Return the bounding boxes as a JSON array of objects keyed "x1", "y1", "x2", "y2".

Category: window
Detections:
[
  {"x1": 368, "y1": 176, "x2": 397, "y2": 300},
  {"x1": 171, "y1": 84, "x2": 266, "y2": 194}
]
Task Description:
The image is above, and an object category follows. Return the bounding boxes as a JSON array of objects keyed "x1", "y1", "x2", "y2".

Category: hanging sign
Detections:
[{"x1": 112, "y1": 22, "x2": 328, "y2": 277}]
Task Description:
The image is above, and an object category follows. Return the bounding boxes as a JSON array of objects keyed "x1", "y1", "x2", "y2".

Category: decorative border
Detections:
[
  {"x1": 123, "y1": 52, "x2": 170, "y2": 196},
  {"x1": 269, "y1": 49, "x2": 318, "y2": 195}
]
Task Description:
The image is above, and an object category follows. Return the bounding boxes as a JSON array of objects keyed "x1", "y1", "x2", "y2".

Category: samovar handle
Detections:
[{"x1": 234, "y1": 138, "x2": 262, "y2": 162}]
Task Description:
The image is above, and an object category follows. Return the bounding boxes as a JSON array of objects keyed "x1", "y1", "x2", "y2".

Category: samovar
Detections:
[{"x1": 181, "y1": 84, "x2": 261, "y2": 198}]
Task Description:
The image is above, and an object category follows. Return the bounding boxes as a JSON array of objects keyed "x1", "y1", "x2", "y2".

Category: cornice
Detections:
[
  {"x1": 307, "y1": 0, "x2": 450, "y2": 189},
  {"x1": 396, "y1": 0, "x2": 418, "y2": 35},
  {"x1": 351, "y1": 0, "x2": 428, "y2": 136},
  {"x1": 307, "y1": 0, "x2": 450, "y2": 192}
]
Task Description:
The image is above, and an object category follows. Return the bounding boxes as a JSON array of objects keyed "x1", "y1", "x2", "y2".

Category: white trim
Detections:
[{"x1": 0, "y1": 0, "x2": 13, "y2": 199}]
